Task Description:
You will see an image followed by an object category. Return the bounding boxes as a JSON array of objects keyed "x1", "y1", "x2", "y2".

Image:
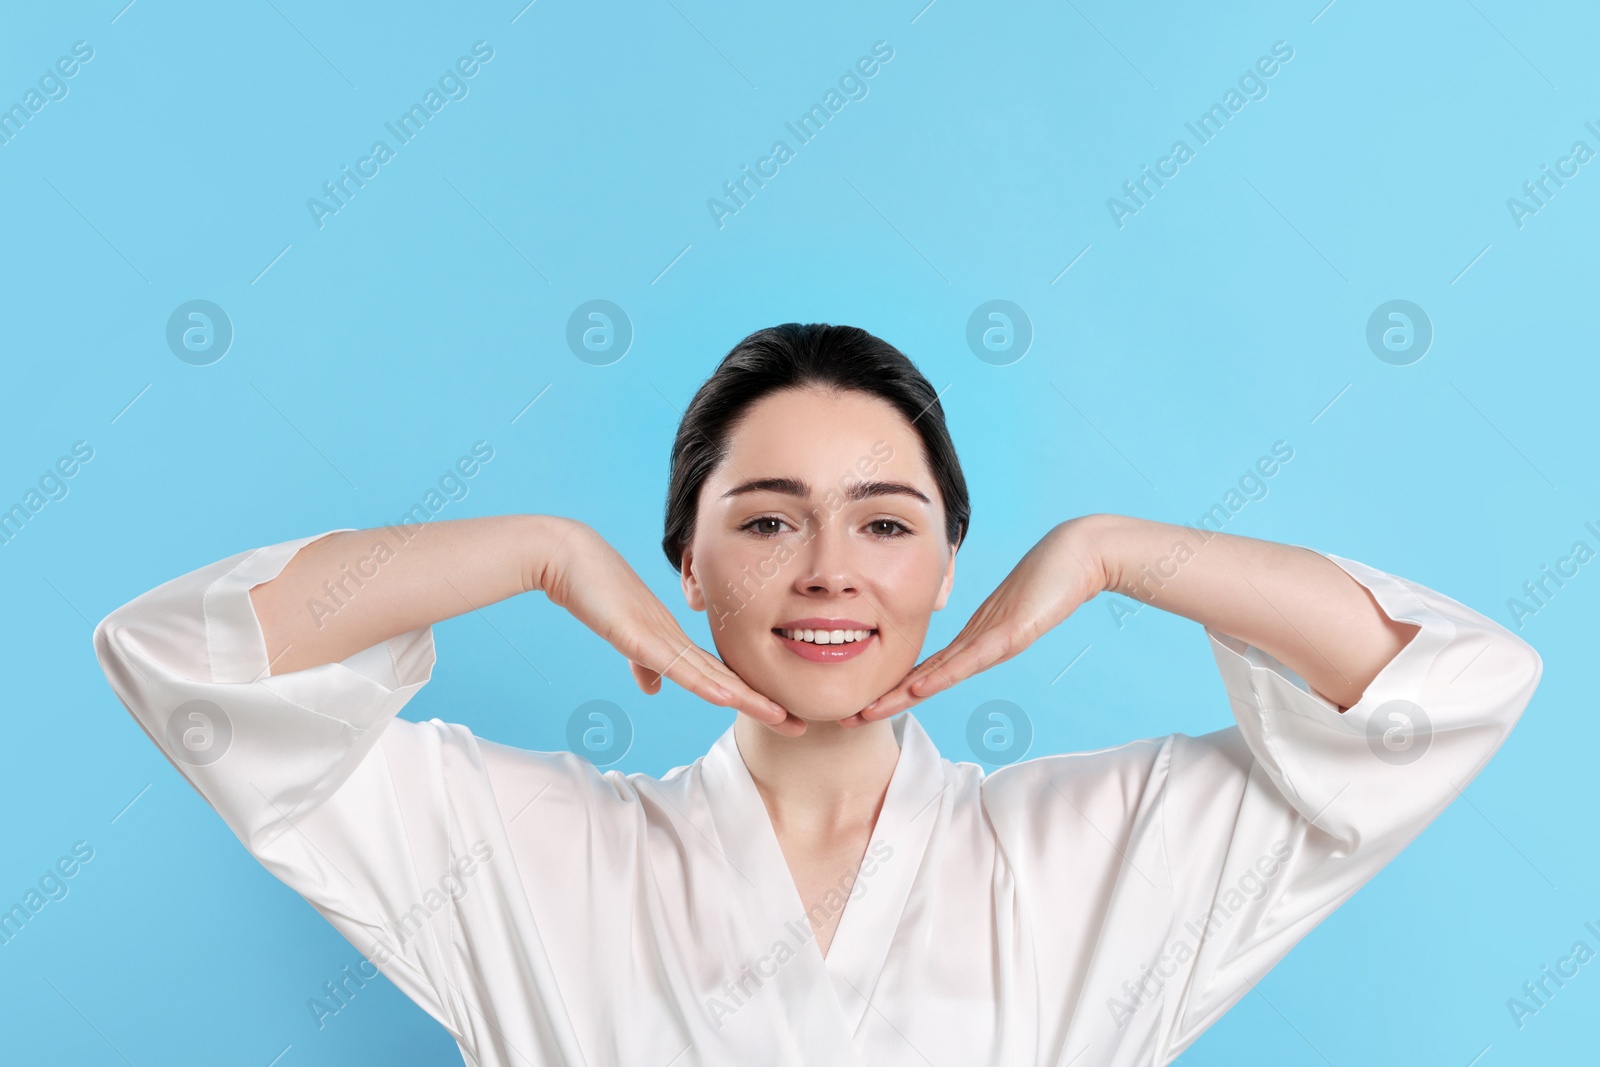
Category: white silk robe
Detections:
[{"x1": 92, "y1": 530, "x2": 1542, "y2": 1066}]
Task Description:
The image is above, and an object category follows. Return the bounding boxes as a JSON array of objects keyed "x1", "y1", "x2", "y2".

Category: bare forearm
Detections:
[
  {"x1": 1083, "y1": 514, "x2": 1419, "y2": 710},
  {"x1": 249, "y1": 514, "x2": 577, "y2": 675}
]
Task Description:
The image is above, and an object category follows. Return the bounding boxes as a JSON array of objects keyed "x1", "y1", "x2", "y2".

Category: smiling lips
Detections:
[{"x1": 772, "y1": 618, "x2": 878, "y2": 663}]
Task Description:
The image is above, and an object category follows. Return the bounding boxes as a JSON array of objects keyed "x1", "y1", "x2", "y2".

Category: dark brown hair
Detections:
[{"x1": 661, "y1": 322, "x2": 971, "y2": 573}]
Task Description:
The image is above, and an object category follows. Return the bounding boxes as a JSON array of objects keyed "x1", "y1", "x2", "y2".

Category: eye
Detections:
[
  {"x1": 739, "y1": 515, "x2": 913, "y2": 540},
  {"x1": 739, "y1": 515, "x2": 789, "y2": 538}
]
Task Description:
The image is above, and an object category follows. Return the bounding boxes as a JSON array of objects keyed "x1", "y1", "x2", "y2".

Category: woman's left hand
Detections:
[{"x1": 843, "y1": 516, "x2": 1109, "y2": 726}]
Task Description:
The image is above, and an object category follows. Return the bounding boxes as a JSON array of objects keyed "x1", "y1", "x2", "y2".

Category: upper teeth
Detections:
[{"x1": 779, "y1": 628, "x2": 873, "y2": 645}]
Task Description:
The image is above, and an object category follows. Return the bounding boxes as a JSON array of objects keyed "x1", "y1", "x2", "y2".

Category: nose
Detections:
[{"x1": 794, "y1": 509, "x2": 859, "y2": 596}]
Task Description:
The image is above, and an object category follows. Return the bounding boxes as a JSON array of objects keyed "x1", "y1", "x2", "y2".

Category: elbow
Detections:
[
  {"x1": 1475, "y1": 630, "x2": 1543, "y2": 740},
  {"x1": 1494, "y1": 620, "x2": 1543, "y2": 698},
  {"x1": 1507, "y1": 634, "x2": 1544, "y2": 712},
  {"x1": 92, "y1": 604, "x2": 166, "y2": 706},
  {"x1": 91, "y1": 610, "x2": 143, "y2": 708},
  {"x1": 91, "y1": 610, "x2": 125, "y2": 680},
  {"x1": 1519, "y1": 635, "x2": 1544, "y2": 689}
]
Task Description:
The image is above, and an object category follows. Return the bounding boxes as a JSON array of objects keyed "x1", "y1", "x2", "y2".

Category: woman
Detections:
[{"x1": 94, "y1": 323, "x2": 1541, "y2": 1066}]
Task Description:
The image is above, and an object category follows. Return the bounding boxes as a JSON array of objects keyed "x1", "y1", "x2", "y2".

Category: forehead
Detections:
[{"x1": 708, "y1": 387, "x2": 933, "y2": 493}]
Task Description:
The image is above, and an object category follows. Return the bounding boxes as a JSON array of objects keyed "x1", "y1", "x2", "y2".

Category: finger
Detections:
[
  {"x1": 637, "y1": 636, "x2": 740, "y2": 708},
  {"x1": 764, "y1": 712, "x2": 808, "y2": 737},
  {"x1": 856, "y1": 678, "x2": 924, "y2": 723},
  {"x1": 855, "y1": 678, "x2": 927, "y2": 723},
  {"x1": 717, "y1": 679, "x2": 791, "y2": 726},
  {"x1": 912, "y1": 647, "x2": 966, "y2": 692},
  {"x1": 596, "y1": 568, "x2": 789, "y2": 722},
  {"x1": 901, "y1": 634, "x2": 979, "y2": 697},
  {"x1": 901, "y1": 629, "x2": 1016, "y2": 705},
  {"x1": 857, "y1": 641, "x2": 970, "y2": 722},
  {"x1": 629, "y1": 661, "x2": 663, "y2": 695},
  {"x1": 652, "y1": 638, "x2": 789, "y2": 726},
  {"x1": 859, "y1": 624, "x2": 1020, "y2": 722},
  {"x1": 687, "y1": 651, "x2": 789, "y2": 725},
  {"x1": 858, "y1": 686, "x2": 923, "y2": 723}
]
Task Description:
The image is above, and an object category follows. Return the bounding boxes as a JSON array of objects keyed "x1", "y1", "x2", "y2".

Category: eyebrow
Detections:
[{"x1": 720, "y1": 476, "x2": 931, "y2": 506}]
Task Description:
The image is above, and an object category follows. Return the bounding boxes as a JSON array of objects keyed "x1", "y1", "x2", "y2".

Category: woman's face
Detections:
[{"x1": 680, "y1": 386, "x2": 957, "y2": 723}]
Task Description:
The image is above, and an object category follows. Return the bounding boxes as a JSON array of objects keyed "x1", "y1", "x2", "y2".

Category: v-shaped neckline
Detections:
[{"x1": 699, "y1": 714, "x2": 950, "y2": 1042}]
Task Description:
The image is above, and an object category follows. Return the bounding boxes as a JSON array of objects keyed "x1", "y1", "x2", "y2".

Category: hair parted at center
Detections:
[{"x1": 660, "y1": 322, "x2": 971, "y2": 573}]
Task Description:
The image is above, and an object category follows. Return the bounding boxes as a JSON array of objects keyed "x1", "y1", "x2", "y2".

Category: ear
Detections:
[
  {"x1": 932, "y1": 539, "x2": 958, "y2": 611},
  {"x1": 680, "y1": 544, "x2": 706, "y2": 612}
]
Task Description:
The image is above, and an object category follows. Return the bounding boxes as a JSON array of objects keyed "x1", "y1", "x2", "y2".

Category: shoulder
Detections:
[
  {"x1": 967, "y1": 730, "x2": 1261, "y2": 866},
  {"x1": 467, "y1": 727, "x2": 715, "y2": 822},
  {"x1": 958, "y1": 734, "x2": 1186, "y2": 903},
  {"x1": 970, "y1": 727, "x2": 1260, "y2": 837},
  {"x1": 979, "y1": 733, "x2": 1176, "y2": 813}
]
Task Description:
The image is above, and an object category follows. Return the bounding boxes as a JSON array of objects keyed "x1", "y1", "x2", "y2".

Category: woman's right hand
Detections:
[{"x1": 537, "y1": 519, "x2": 803, "y2": 735}]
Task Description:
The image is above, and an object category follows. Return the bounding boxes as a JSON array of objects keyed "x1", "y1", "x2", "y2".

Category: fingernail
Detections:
[{"x1": 863, "y1": 699, "x2": 880, "y2": 713}]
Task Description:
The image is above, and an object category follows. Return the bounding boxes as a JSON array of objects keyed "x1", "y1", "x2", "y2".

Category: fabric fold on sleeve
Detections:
[
  {"x1": 94, "y1": 529, "x2": 438, "y2": 847},
  {"x1": 92, "y1": 529, "x2": 470, "y2": 1044},
  {"x1": 1155, "y1": 550, "x2": 1543, "y2": 1064}
]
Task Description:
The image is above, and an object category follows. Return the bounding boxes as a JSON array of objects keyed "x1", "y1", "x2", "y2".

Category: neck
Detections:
[{"x1": 734, "y1": 714, "x2": 903, "y2": 837}]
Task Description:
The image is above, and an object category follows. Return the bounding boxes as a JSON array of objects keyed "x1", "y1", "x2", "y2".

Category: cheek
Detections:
[
  {"x1": 862, "y1": 559, "x2": 945, "y2": 656},
  {"x1": 871, "y1": 549, "x2": 947, "y2": 610},
  {"x1": 697, "y1": 549, "x2": 787, "y2": 636}
]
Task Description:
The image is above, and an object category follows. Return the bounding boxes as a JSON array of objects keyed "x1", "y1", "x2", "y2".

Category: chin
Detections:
[
  {"x1": 787, "y1": 704, "x2": 862, "y2": 724},
  {"x1": 775, "y1": 681, "x2": 889, "y2": 724},
  {"x1": 742, "y1": 676, "x2": 865, "y2": 724},
  {"x1": 717, "y1": 641, "x2": 898, "y2": 723}
]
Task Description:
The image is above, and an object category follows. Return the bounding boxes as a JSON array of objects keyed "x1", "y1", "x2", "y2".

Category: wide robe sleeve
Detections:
[
  {"x1": 91, "y1": 530, "x2": 496, "y2": 1056},
  {"x1": 1152, "y1": 550, "x2": 1543, "y2": 1062}
]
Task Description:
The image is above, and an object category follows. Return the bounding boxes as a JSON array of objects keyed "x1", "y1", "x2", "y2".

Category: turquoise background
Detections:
[{"x1": 2, "y1": 0, "x2": 1595, "y2": 1062}]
